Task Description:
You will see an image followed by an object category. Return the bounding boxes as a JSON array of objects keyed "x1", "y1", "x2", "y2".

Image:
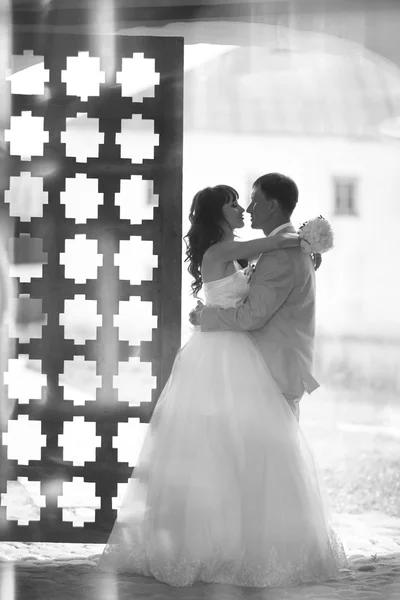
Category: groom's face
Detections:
[{"x1": 246, "y1": 186, "x2": 274, "y2": 230}]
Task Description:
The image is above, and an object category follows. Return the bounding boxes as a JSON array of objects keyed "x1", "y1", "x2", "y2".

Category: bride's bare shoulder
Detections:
[{"x1": 203, "y1": 241, "x2": 222, "y2": 255}]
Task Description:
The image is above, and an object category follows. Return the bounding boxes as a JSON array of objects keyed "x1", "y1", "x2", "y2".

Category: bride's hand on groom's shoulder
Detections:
[{"x1": 189, "y1": 300, "x2": 204, "y2": 326}]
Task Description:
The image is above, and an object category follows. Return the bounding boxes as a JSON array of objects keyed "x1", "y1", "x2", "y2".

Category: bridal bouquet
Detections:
[{"x1": 298, "y1": 216, "x2": 334, "y2": 254}]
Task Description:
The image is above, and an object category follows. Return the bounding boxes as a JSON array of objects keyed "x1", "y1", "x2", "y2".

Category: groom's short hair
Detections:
[{"x1": 253, "y1": 173, "x2": 298, "y2": 216}]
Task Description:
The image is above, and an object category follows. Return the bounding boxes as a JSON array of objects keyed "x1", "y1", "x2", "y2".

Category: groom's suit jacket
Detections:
[{"x1": 200, "y1": 225, "x2": 319, "y2": 399}]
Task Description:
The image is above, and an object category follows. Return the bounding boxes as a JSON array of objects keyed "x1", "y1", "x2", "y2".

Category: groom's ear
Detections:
[{"x1": 270, "y1": 198, "x2": 279, "y2": 212}]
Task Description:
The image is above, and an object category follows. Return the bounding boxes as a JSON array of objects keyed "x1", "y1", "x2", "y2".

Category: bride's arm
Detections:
[{"x1": 204, "y1": 233, "x2": 299, "y2": 263}]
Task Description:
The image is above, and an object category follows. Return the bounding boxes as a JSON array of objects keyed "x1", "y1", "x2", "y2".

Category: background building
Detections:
[{"x1": 179, "y1": 40, "x2": 400, "y2": 391}]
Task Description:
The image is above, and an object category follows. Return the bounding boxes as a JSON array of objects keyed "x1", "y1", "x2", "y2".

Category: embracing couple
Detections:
[{"x1": 99, "y1": 173, "x2": 347, "y2": 588}]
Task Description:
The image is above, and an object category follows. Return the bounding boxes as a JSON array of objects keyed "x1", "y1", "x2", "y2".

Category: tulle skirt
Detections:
[{"x1": 98, "y1": 330, "x2": 347, "y2": 587}]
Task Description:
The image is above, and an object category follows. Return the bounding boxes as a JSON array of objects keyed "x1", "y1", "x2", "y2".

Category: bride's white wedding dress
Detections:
[{"x1": 98, "y1": 267, "x2": 347, "y2": 587}]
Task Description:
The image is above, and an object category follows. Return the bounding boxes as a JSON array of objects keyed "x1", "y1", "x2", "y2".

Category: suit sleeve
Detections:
[{"x1": 200, "y1": 251, "x2": 294, "y2": 332}]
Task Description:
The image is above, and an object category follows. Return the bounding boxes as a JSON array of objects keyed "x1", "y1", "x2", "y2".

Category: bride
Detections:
[{"x1": 98, "y1": 184, "x2": 347, "y2": 587}]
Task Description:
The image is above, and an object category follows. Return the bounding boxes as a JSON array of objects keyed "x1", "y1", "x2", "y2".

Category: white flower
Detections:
[
  {"x1": 300, "y1": 239, "x2": 312, "y2": 253},
  {"x1": 299, "y1": 217, "x2": 334, "y2": 254},
  {"x1": 313, "y1": 242, "x2": 323, "y2": 253}
]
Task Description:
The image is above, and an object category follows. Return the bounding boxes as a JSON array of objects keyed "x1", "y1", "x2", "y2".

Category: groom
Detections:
[{"x1": 190, "y1": 173, "x2": 320, "y2": 421}]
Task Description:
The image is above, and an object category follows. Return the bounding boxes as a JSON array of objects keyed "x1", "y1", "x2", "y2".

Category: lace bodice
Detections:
[{"x1": 203, "y1": 268, "x2": 250, "y2": 309}]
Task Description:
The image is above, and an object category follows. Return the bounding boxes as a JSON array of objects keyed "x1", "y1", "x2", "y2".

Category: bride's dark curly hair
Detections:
[{"x1": 184, "y1": 184, "x2": 239, "y2": 297}]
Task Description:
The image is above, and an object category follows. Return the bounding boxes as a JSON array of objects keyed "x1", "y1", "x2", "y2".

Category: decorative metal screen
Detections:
[{"x1": 0, "y1": 32, "x2": 183, "y2": 542}]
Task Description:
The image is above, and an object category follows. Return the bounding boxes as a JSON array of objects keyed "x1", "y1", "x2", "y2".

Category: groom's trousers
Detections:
[{"x1": 283, "y1": 393, "x2": 302, "y2": 422}]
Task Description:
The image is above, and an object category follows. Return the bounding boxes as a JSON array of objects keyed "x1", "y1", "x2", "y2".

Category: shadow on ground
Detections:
[{"x1": 0, "y1": 551, "x2": 399, "y2": 600}]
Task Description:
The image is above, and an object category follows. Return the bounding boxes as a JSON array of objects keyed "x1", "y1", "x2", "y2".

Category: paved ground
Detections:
[
  {"x1": 1, "y1": 511, "x2": 400, "y2": 599},
  {"x1": 2, "y1": 374, "x2": 400, "y2": 599}
]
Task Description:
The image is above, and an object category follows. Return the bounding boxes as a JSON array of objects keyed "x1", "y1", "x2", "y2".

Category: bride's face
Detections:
[{"x1": 222, "y1": 198, "x2": 245, "y2": 230}]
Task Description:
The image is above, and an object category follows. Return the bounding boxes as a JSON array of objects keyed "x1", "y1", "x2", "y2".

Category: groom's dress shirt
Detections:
[
  {"x1": 267, "y1": 222, "x2": 292, "y2": 237},
  {"x1": 200, "y1": 222, "x2": 319, "y2": 399}
]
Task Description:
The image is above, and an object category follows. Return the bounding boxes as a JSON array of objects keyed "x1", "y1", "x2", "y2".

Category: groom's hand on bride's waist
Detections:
[{"x1": 189, "y1": 300, "x2": 204, "y2": 326}]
